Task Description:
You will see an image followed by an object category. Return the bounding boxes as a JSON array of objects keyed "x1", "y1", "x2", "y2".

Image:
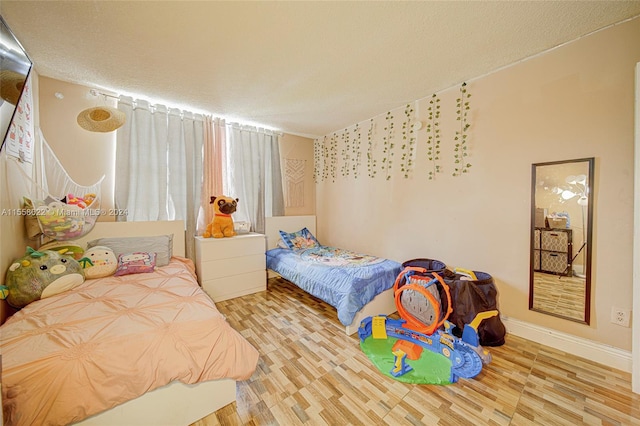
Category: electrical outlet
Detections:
[{"x1": 611, "y1": 307, "x2": 631, "y2": 327}]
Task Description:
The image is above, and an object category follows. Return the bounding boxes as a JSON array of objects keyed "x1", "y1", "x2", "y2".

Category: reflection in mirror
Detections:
[
  {"x1": 530, "y1": 158, "x2": 594, "y2": 324},
  {"x1": 0, "y1": 15, "x2": 32, "y2": 148}
]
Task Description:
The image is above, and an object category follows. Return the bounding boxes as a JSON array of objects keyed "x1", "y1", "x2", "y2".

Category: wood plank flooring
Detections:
[
  {"x1": 192, "y1": 277, "x2": 640, "y2": 425},
  {"x1": 532, "y1": 272, "x2": 586, "y2": 321}
]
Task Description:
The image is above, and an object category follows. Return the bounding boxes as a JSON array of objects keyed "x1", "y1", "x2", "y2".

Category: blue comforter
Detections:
[{"x1": 266, "y1": 245, "x2": 402, "y2": 326}]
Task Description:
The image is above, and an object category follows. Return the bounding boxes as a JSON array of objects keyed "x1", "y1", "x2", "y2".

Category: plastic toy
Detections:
[
  {"x1": 390, "y1": 349, "x2": 413, "y2": 377},
  {"x1": 359, "y1": 266, "x2": 497, "y2": 384},
  {"x1": 203, "y1": 196, "x2": 238, "y2": 238},
  {"x1": 67, "y1": 193, "x2": 96, "y2": 209}
]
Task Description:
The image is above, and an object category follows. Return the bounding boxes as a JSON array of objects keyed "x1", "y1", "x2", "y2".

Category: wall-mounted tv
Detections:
[{"x1": 0, "y1": 15, "x2": 32, "y2": 151}]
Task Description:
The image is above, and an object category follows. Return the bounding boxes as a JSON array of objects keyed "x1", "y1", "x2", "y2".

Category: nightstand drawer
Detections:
[
  {"x1": 196, "y1": 234, "x2": 265, "y2": 261},
  {"x1": 194, "y1": 233, "x2": 267, "y2": 301},
  {"x1": 201, "y1": 270, "x2": 266, "y2": 302},
  {"x1": 198, "y1": 253, "x2": 265, "y2": 281}
]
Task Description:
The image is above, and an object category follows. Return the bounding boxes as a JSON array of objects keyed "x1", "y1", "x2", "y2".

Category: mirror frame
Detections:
[
  {"x1": 0, "y1": 14, "x2": 33, "y2": 149},
  {"x1": 529, "y1": 157, "x2": 594, "y2": 324}
]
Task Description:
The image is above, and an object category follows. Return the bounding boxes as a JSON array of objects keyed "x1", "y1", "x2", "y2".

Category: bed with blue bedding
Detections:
[{"x1": 266, "y1": 244, "x2": 402, "y2": 327}]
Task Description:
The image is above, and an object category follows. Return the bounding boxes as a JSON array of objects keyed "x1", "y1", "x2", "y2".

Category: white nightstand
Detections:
[{"x1": 195, "y1": 233, "x2": 266, "y2": 302}]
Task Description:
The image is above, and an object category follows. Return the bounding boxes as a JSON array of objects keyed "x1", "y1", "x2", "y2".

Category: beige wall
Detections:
[
  {"x1": 0, "y1": 71, "x2": 39, "y2": 322},
  {"x1": 279, "y1": 133, "x2": 315, "y2": 216},
  {"x1": 315, "y1": 18, "x2": 640, "y2": 351}
]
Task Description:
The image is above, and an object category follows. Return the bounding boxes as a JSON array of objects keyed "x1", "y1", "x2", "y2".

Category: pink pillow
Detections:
[{"x1": 114, "y1": 252, "x2": 156, "y2": 276}]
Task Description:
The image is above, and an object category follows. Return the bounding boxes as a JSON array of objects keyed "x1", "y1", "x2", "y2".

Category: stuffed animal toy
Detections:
[
  {"x1": 80, "y1": 246, "x2": 118, "y2": 279},
  {"x1": 203, "y1": 196, "x2": 238, "y2": 238},
  {"x1": 3, "y1": 247, "x2": 85, "y2": 308}
]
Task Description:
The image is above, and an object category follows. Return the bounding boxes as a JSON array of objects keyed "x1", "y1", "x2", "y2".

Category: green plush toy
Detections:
[{"x1": 4, "y1": 247, "x2": 85, "y2": 308}]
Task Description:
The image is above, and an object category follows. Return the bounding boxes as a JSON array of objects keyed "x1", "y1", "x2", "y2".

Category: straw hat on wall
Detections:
[
  {"x1": 0, "y1": 70, "x2": 26, "y2": 105},
  {"x1": 76, "y1": 106, "x2": 125, "y2": 132}
]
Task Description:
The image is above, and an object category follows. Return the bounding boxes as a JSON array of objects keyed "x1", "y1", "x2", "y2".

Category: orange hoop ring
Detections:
[
  {"x1": 394, "y1": 272, "x2": 453, "y2": 335},
  {"x1": 393, "y1": 266, "x2": 426, "y2": 292}
]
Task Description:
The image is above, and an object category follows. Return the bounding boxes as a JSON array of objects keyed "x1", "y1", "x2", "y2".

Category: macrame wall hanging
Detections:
[{"x1": 284, "y1": 158, "x2": 305, "y2": 208}]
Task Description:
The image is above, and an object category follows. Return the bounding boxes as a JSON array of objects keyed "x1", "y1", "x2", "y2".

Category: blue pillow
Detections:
[{"x1": 279, "y1": 227, "x2": 320, "y2": 250}]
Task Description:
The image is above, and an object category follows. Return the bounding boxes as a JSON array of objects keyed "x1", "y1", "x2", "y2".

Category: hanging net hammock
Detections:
[{"x1": 20, "y1": 129, "x2": 104, "y2": 241}]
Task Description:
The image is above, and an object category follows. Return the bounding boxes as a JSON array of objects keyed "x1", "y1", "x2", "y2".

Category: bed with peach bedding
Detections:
[{"x1": 0, "y1": 221, "x2": 259, "y2": 426}]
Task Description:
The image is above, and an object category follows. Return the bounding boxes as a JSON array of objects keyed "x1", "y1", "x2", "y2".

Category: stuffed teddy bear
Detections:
[
  {"x1": 3, "y1": 247, "x2": 85, "y2": 308},
  {"x1": 203, "y1": 196, "x2": 238, "y2": 238}
]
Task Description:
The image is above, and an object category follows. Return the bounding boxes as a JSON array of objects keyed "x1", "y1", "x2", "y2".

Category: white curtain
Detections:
[
  {"x1": 115, "y1": 96, "x2": 204, "y2": 260},
  {"x1": 224, "y1": 124, "x2": 284, "y2": 234},
  {"x1": 196, "y1": 116, "x2": 226, "y2": 236}
]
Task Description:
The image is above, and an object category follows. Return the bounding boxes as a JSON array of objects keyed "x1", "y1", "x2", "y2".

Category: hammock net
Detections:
[{"x1": 22, "y1": 129, "x2": 104, "y2": 241}]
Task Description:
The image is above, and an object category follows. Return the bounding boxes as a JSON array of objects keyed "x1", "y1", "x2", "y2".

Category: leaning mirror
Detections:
[
  {"x1": 0, "y1": 15, "x2": 32, "y2": 149},
  {"x1": 529, "y1": 157, "x2": 594, "y2": 324}
]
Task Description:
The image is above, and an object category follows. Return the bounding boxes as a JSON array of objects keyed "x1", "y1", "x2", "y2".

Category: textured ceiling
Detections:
[{"x1": 2, "y1": 1, "x2": 640, "y2": 138}]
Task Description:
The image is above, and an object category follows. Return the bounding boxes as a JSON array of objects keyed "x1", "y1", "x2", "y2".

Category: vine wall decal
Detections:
[
  {"x1": 313, "y1": 82, "x2": 474, "y2": 184},
  {"x1": 367, "y1": 118, "x2": 377, "y2": 178},
  {"x1": 453, "y1": 82, "x2": 471, "y2": 176},
  {"x1": 322, "y1": 136, "x2": 329, "y2": 182},
  {"x1": 426, "y1": 93, "x2": 442, "y2": 180},
  {"x1": 382, "y1": 111, "x2": 395, "y2": 181},
  {"x1": 329, "y1": 133, "x2": 337, "y2": 182},
  {"x1": 400, "y1": 103, "x2": 416, "y2": 179},
  {"x1": 352, "y1": 123, "x2": 362, "y2": 178},
  {"x1": 313, "y1": 138, "x2": 321, "y2": 183},
  {"x1": 340, "y1": 129, "x2": 351, "y2": 178}
]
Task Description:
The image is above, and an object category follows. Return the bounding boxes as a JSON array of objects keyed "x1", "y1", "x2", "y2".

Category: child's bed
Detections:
[
  {"x1": 0, "y1": 220, "x2": 259, "y2": 426},
  {"x1": 265, "y1": 215, "x2": 401, "y2": 335}
]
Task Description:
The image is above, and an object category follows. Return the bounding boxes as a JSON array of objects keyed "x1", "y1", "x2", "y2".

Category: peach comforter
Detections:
[{"x1": 1, "y1": 257, "x2": 259, "y2": 426}]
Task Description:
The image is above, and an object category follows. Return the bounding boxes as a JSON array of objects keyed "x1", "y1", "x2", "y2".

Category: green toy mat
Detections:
[{"x1": 360, "y1": 335, "x2": 453, "y2": 385}]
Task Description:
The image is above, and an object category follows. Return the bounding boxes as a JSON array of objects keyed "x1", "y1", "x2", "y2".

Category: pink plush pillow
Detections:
[{"x1": 114, "y1": 252, "x2": 156, "y2": 277}]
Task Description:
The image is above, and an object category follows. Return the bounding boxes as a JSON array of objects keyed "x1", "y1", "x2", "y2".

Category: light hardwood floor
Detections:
[
  {"x1": 532, "y1": 272, "x2": 586, "y2": 321},
  {"x1": 192, "y1": 277, "x2": 639, "y2": 425}
]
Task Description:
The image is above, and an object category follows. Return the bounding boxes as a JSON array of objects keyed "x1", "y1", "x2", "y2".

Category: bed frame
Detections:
[
  {"x1": 264, "y1": 215, "x2": 397, "y2": 336},
  {"x1": 72, "y1": 220, "x2": 236, "y2": 425}
]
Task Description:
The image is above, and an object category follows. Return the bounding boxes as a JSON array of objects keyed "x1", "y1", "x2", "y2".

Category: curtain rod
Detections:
[
  {"x1": 90, "y1": 89, "x2": 283, "y2": 136},
  {"x1": 89, "y1": 89, "x2": 118, "y2": 100}
]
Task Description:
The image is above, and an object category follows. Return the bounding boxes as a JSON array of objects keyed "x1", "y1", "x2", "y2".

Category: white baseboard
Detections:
[{"x1": 502, "y1": 316, "x2": 632, "y2": 373}]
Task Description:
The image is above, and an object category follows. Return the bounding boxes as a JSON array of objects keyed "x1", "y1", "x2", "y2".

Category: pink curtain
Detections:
[{"x1": 197, "y1": 116, "x2": 226, "y2": 235}]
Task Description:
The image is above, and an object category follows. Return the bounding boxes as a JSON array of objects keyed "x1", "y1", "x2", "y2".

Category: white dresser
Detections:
[{"x1": 195, "y1": 233, "x2": 266, "y2": 302}]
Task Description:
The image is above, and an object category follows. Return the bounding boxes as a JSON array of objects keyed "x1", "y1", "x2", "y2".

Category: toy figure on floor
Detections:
[
  {"x1": 203, "y1": 196, "x2": 239, "y2": 238},
  {"x1": 359, "y1": 266, "x2": 497, "y2": 384}
]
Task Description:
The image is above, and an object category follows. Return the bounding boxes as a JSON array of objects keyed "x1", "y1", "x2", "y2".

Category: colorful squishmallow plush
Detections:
[
  {"x1": 4, "y1": 247, "x2": 85, "y2": 308},
  {"x1": 203, "y1": 196, "x2": 238, "y2": 238},
  {"x1": 80, "y1": 245, "x2": 118, "y2": 279}
]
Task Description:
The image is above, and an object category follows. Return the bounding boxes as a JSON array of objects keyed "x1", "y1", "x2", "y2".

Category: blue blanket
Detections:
[{"x1": 266, "y1": 246, "x2": 402, "y2": 326}]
